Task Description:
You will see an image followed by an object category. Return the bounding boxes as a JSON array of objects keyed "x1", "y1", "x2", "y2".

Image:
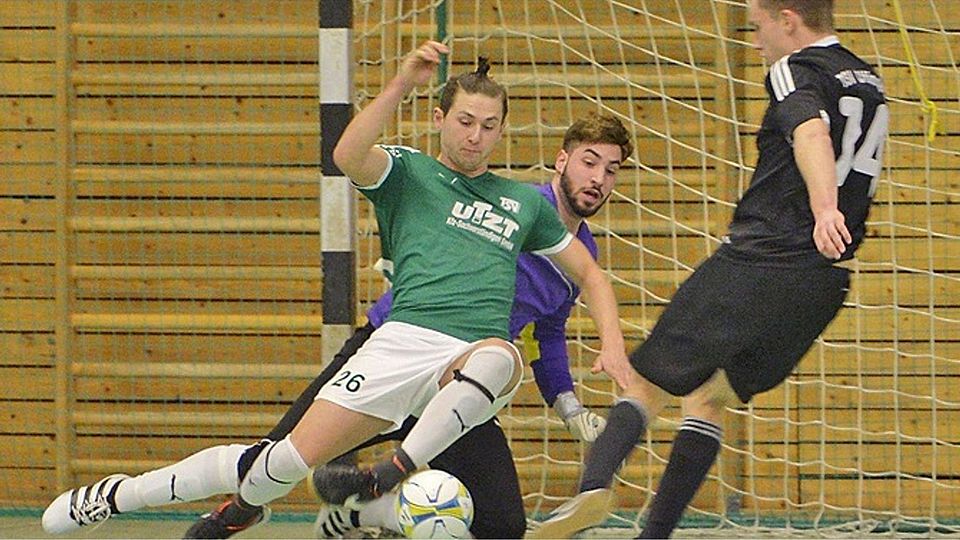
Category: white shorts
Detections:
[{"x1": 315, "y1": 321, "x2": 521, "y2": 432}]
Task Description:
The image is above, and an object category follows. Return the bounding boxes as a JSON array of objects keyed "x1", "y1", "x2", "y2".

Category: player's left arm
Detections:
[
  {"x1": 774, "y1": 57, "x2": 851, "y2": 260},
  {"x1": 527, "y1": 313, "x2": 575, "y2": 404},
  {"x1": 531, "y1": 313, "x2": 607, "y2": 442},
  {"x1": 546, "y1": 239, "x2": 630, "y2": 389},
  {"x1": 793, "y1": 117, "x2": 851, "y2": 260}
]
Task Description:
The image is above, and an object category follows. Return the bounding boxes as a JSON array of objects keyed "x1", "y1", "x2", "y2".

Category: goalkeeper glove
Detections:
[{"x1": 553, "y1": 391, "x2": 607, "y2": 442}]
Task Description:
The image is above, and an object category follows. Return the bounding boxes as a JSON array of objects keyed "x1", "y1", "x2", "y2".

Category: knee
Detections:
[
  {"x1": 480, "y1": 339, "x2": 523, "y2": 390},
  {"x1": 683, "y1": 397, "x2": 725, "y2": 425},
  {"x1": 682, "y1": 381, "x2": 733, "y2": 423},
  {"x1": 621, "y1": 375, "x2": 669, "y2": 419},
  {"x1": 450, "y1": 339, "x2": 523, "y2": 398},
  {"x1": 474, "y1": 338, "x2": 522, "y2": 373}
]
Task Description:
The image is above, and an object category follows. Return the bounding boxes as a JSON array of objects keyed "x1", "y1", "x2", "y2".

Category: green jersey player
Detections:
[
  {"x1": 300, "y1": 38, "x2": 627, "y2": 514},
  {"x1": 41, "y1": 40, "x2": 628, "y2": 537}
]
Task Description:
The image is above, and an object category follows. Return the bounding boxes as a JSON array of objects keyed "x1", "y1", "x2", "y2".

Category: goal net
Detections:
[{"x1": 354, "y1": 0, "x2": 959, "y2": 536}]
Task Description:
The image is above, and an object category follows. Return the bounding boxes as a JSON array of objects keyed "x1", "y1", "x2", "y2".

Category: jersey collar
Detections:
[{"x1": 810, "y1": 35, "x2": 840, "y2": 48}]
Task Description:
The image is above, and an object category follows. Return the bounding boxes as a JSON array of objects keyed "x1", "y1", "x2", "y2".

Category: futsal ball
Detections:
[{"x1": 395, "y1": 469, "x2": 474, "y2": 539}]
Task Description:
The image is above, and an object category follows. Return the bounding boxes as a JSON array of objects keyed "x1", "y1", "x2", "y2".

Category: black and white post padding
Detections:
[{"x1": 319, "y1": 1, "x2": 355, "y2": 363}]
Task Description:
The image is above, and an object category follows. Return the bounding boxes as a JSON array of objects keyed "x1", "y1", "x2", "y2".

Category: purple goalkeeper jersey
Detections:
[{"x1": 366, "y1": 183, "x2": 598, "y2": 405}]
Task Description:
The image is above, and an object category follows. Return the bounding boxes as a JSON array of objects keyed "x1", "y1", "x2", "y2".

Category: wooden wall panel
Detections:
[
  {"x1": 74, "y1": 1, "x2": 318, "y2": 25},
  {"x1": 0, "y1": 64, "x2": 56, "y2": 94},
  {"x1": 0, "y1": 1, "x2": 58, "y2": 26},
  {"x1": 0, "y1": 29, "x2": 56, "y2": 60},
  {"x1": 0, "y1": 0, "x2": 955, "y2": 527}
]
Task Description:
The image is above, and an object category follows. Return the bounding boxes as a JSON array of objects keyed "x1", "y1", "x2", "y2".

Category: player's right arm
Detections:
[
  {"x1": 793, "y1": 117, "x2": 851, "y2": 260},
  {"x1": 332, "y1": 40, "x2": 449, "y2": 187},
  {"x1": 546, "y1": 239, "x2": 630, "y2": 389}
]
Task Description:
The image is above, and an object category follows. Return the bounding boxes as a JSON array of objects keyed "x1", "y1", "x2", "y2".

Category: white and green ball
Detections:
[{"x1": 395, "y1": 469, "x2": 474, "y2": 539}]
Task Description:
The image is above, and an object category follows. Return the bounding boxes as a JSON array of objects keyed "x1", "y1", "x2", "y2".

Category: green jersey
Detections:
[{"x1": 356, "y1": 145, "x2": 572, "y2": 342}]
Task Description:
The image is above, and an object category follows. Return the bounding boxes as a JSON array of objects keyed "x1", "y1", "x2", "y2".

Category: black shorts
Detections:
[{"x1": 630, "y1": 252, "x2": 849, "y2": 403}]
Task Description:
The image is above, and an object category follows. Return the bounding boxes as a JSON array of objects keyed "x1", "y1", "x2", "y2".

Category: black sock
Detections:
[
  {"x1": 579, "y1": 399, "x2": 648, "y2": 492},
  {"x1": 372, "y1": 448, "x2": 416, "y2": 494},
  {"x1": 229, "y1": 494, "x2": 264, "y2": 522},
  {"x1": 639, "y1": 417, "x2": 722, "y2": 539}
]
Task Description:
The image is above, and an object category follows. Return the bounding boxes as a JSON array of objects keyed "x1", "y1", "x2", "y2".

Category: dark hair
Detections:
[
  {"x1": 438, "y1": 56, "x2": 509, "y2": 119},
  {"x1": 759, "y1": 0, "x2": 834, "y2": 32},
  {"x1": 563, "y1": 112, "x2": 634, "y2": 161}
]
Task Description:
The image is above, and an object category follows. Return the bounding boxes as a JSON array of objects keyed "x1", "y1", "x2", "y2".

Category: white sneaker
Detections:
[
  {"x1": 527, "y1": 488, "x2": 615, "y2": 539},
  {"x1": 41, "y1": 474, "x2": 130, "y2": 534},
  {"x1": 314, "y1": 504, "x2": 360, "y2": 539}
]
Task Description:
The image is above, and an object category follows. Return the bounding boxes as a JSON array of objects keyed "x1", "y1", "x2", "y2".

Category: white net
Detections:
[{"x1": 354, "y1": 0, "x2": 959, "y2": 535}]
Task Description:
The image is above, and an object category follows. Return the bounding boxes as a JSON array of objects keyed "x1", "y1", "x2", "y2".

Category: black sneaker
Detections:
[
  {"x1": 310, "y1": 464, "x2": 380, "y2": 506},
  {"x1": 183, "y1": 496, "x2": 270, "y2": 539}
]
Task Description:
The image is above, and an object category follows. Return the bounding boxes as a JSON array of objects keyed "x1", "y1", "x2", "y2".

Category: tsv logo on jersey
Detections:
[
  {"x1": 447, "y1": 200, "x2": 520, "y2": 250},
  {"x1": 382, "y1": 144, "x2": 420, "y2": 158},
  {"x1": 499, "y1": 197, "x2": 521, "y2": 213}
]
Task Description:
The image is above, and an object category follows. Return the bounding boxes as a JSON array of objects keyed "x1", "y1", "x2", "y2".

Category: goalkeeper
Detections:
[{"x1": 190, "y1": 111, "x2": 633, "y2": 540}]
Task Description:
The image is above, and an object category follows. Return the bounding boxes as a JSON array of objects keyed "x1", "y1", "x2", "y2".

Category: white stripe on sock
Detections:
[{"x1": 679, "y1": 416, "x2": 722, "y2": 442}]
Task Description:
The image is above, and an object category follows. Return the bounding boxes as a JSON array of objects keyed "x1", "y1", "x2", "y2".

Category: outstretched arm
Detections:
[
  {"x1": 547, "y1": 239, "x2": 630, "y2": 389},
  {"x1": 526, "y1": 315, "x2": 575, "y2": 405},
  {"x1": 332, "y1": 40, "x2": 449, "y2": 187},
  {"x1": 527, "y1": 316, "x2": 607, "y2": 442}
]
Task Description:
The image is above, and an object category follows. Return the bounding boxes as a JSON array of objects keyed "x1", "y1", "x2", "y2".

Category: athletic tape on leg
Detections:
[{"x1": 401, "y1": 345, "x2": 517, "y2": 467}]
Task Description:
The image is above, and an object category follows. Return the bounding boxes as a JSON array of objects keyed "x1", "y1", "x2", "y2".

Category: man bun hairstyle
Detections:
[
  {"x1": 475, "y1": 56, "x2": 491, "y2": 77},
  {"x1": 439, "y1": 56, "x2": 509, "y2": 119}
]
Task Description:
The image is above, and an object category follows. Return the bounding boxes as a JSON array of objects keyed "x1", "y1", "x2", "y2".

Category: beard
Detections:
[{"x1": 560, "y1": 168, "x2": 608, "y2": 218}]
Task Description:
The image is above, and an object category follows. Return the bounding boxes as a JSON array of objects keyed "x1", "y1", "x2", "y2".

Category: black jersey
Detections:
[{"x1": 721, "y1": 36, "x2": 888, "y2": 267}]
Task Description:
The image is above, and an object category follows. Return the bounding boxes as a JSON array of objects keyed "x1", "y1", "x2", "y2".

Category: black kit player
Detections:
[{"x1": 531, "y1": 0, "x2": 889, "y2": 537}]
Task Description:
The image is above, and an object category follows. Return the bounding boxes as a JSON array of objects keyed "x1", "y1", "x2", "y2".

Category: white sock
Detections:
[
  {"x1": 239, "y1": 435, "x2": 310, "y2": 506},
  {"x1": 358, "y1": 492, "x2": 401, "y2": 532},
  {"x1": 401, "y1": 346, "x2": 515, "y2": 466},
  {"x1": 112, "y1": 444, "x2": 247, "y2": 512}
]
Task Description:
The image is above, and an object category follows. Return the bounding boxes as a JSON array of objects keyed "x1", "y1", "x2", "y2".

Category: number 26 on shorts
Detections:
[{"x1": 331, "y1": 370, "x2": 365, "y2": 392}]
